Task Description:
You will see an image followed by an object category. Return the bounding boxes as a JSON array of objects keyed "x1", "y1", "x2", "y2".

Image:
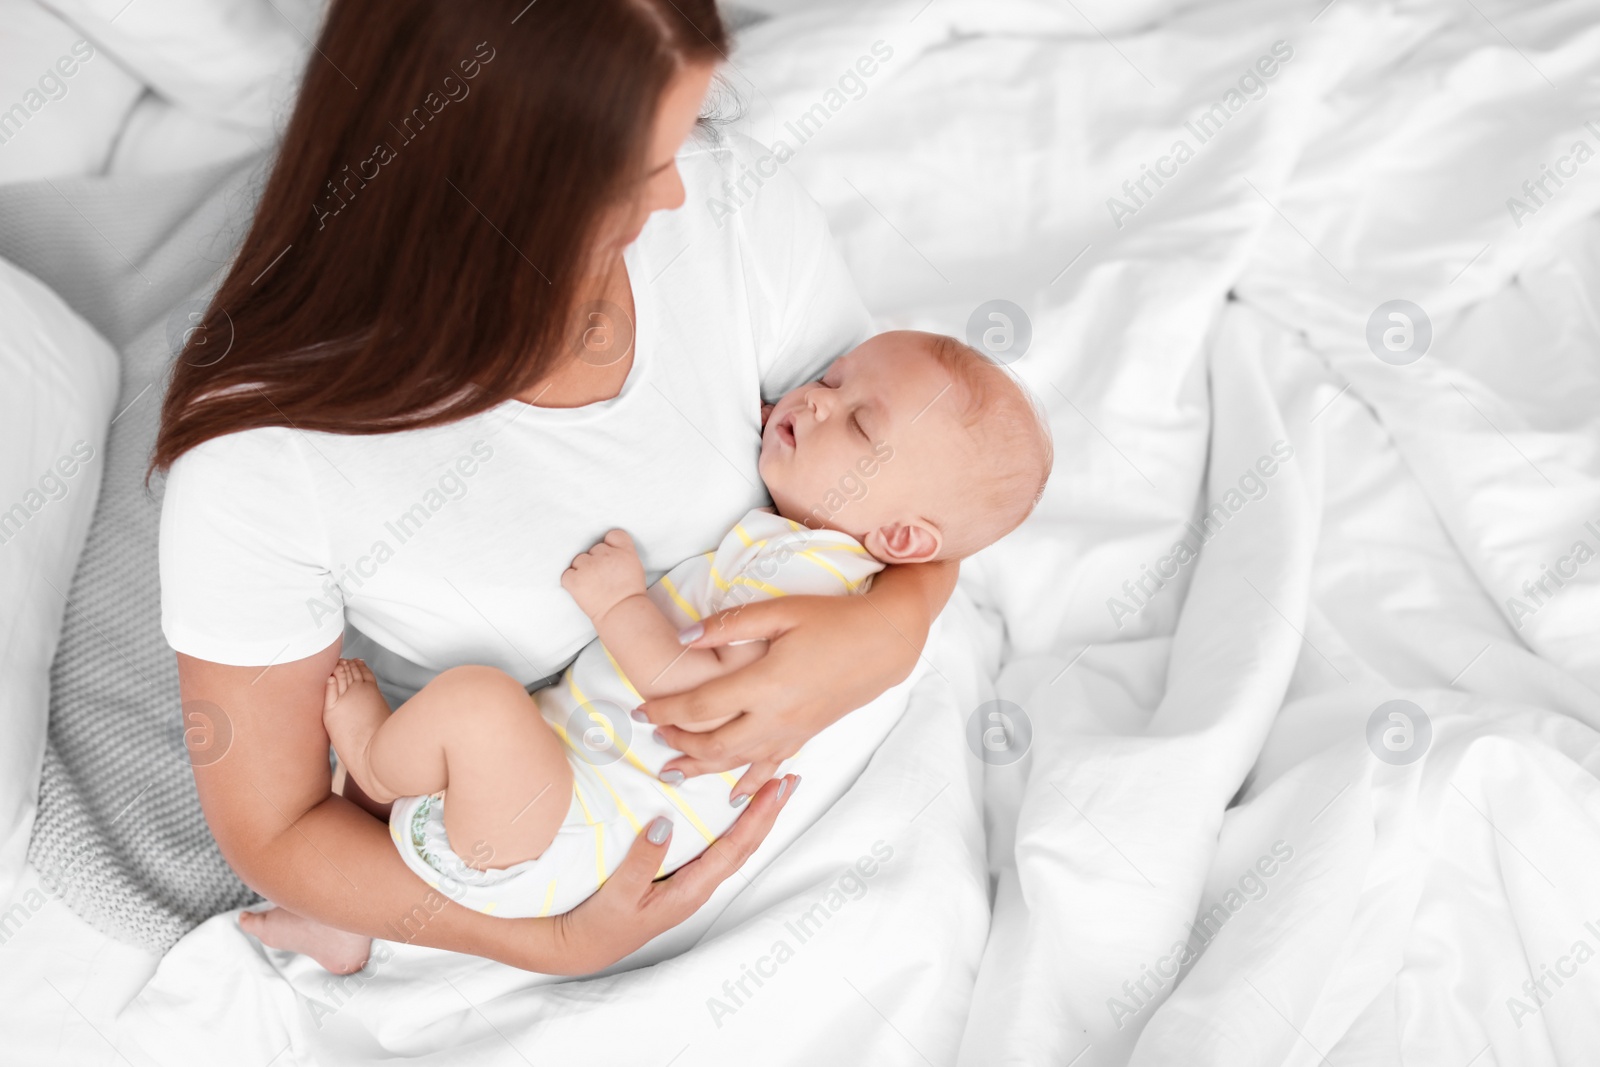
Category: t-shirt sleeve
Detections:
[
  {"x1": 727, "y1": 133, "x2": 872, "y2": 401},
  {"x1": 159, "y1": 428, "x2": 344, "y2": 665}
]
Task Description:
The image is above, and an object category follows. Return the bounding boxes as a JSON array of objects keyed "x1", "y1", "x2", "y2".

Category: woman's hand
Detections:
[
  {"x1": 544, "y1": 773, "x2": 798, "y2": 974},
  {"x1": 635, "y1": 560, "x2": 958, "y2": 798}
]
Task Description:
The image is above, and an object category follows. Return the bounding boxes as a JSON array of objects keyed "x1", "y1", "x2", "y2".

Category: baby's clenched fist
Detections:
[{"x1": 562, "y1": 529, "x2": 647, "y2": 622}]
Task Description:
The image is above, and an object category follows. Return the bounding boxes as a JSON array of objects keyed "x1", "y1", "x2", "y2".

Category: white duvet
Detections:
[{"x1": 17, "y1": 0, "x2": 1599, "y2": 1063}]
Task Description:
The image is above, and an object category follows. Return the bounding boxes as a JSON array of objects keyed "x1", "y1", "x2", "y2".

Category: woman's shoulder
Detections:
[
  {"x1": 675, "y1": 123, "x2": 765, "y2": 182},
  {"x1": 169, "y1": 424, "x2": 304, "y2": 467},
  {"x1": 163, "y1": 425, "x2": 314, "y2": 501},
  {"x1": 665, "y1": 125, "x2": 868, "y2": 395},
  {"x1": 674, "y1": 124, "x2": 831, "y2": 243}
]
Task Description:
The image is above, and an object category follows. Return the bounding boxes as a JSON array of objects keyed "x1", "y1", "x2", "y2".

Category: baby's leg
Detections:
[{"x1": 324, "y1": 660, "x2": 572, "y2": 870}]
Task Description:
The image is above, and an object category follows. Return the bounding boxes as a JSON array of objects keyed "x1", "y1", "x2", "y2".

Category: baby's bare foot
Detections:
[
  {"x1": 240, "y1": 906, "x2": 372, "y2": 975},
  {"x1": 323, "y1": 658, "x2": 398, "y2": 803}
]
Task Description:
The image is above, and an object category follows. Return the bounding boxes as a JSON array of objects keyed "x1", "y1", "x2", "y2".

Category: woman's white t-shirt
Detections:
[{"x1": 159, "y1": 130, "x2": 870, "y2": 685}]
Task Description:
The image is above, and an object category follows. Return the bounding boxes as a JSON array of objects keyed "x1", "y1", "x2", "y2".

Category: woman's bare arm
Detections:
[
  {"x1": 179, "y1": 641, "x2": 793, "y2": 973},
  {"x1": 635, "y1": 558, "x2": 959, "y2": 796}
]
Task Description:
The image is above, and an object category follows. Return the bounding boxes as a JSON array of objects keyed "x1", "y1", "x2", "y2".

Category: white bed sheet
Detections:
[{"x1": 0, "y1": 861, "x2": 160, "y2": 1066}]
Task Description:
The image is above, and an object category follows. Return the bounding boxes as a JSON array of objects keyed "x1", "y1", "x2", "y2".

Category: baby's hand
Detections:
[{"x1": 562, "y1": 529, "x2": 647, "y2": 622}]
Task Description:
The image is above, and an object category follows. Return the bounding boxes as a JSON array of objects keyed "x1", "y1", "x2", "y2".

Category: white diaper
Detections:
[{"x1": 389, "y1": 721, "x2": 745, "y2": 918}]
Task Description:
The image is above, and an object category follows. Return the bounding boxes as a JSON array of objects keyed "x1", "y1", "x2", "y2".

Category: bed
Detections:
[{"x1": 3, "y1": 0, "x2": 1598, "y2": 1063}]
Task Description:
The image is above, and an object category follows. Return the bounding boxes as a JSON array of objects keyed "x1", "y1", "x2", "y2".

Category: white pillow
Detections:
[
  {"x1": 37, "y1": 0, "x2": 322, "y2": 132},
  {"x1": 0, "y1": 0, "x2": 144, "y2": 183},
  {"x1": 0, "y1": 256, "x2": 118, "y2": 904}
]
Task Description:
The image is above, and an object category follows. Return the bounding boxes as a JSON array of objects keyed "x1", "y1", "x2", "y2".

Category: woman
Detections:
[{"x1": 152, "y1": 0, "x2": 956, "y2": 975}]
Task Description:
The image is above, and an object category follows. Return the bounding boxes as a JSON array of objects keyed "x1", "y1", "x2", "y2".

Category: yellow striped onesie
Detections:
[{"x1": 387, "y1": 508, "x2": 884, "y2": 918}]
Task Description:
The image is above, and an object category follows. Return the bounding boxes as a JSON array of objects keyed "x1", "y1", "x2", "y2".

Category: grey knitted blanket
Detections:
[{"x1": 6, "y1": 151, "x2": 270, "y2": 952}]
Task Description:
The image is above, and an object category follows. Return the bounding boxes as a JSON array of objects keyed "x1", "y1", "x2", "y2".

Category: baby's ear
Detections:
[{"x1": 865, "y1": 521, "x2": 941, "y2": 565}]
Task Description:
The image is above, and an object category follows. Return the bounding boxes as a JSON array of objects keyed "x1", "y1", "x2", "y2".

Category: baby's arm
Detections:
[{"x1": 561, "y1": 530, "x2": 763, "y2": 714}]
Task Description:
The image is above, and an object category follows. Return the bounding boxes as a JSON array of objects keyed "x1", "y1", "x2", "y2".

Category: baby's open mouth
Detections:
[{"x1": 773, "y1": 412, "x2": 797, "y2": 449}]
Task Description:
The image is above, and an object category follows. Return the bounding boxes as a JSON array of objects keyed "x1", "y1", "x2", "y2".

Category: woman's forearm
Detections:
[
  {"x1": 861, "y1": 558, "x2": 959, "y2": 662},
  {"x1": 230, "y1": 789, "x2": 553, "y2": 968},
  {"x1": 179, "y1": 644, "x2": 783, "y2": 975},
  {"x1": 180, "y1": 648, "x2": 551, "y2": 966}
]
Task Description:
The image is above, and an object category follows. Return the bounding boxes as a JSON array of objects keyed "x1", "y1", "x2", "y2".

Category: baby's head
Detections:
[{"x1": 759, "y1": 330, "x2": 1053, "y2": 563}]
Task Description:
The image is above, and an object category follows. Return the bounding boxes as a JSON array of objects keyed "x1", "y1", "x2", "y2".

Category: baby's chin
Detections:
[
  {"x1": 757, "y1": 455, "x2": 806, "y2": 521},
  {"x1": 756, "y1": 443, "x2": 784, "y2": 501}
]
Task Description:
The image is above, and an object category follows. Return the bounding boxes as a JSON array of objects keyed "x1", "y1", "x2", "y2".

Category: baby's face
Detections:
[{"x1": 759, "y1": 333, "x2": 967, "y2": 562}]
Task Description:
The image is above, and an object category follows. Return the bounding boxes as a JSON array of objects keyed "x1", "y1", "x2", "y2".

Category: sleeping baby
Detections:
[{"x1": 311, "y1": 329, "x2": 1052, "y2": 969}]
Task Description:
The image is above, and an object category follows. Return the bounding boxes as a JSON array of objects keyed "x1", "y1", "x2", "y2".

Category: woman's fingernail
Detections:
[
  {"x1": 677, "y1": 623, "x2": 704, "y2": 646},
  {"x1": 647, "y1": 816, "x2": 672, "y2": 844},
  {"x1": 659, "y1": 769, "x2": 685, "y2": 786},
  {"x1": 791, "y1": 775, "x2": 802, "y2": 797},
  {"x1": 631, "y1": 709, "x2": 649, "y2": 723},
  {"x1": 730, "y1": 793, "x2": 749, "y2": 808},
  {"x1": 776, "y1": 778, "x2": 789, "y2": 802}
]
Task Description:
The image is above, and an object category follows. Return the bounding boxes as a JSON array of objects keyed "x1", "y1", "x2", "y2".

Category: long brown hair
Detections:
[{"x1": 151, "y1": 0, "x2": 726, "y2": 474}]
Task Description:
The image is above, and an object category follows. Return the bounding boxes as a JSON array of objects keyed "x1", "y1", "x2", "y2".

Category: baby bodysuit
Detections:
[{"x1": 388, "y1": 507, "x2": 883, "y2": 917}]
